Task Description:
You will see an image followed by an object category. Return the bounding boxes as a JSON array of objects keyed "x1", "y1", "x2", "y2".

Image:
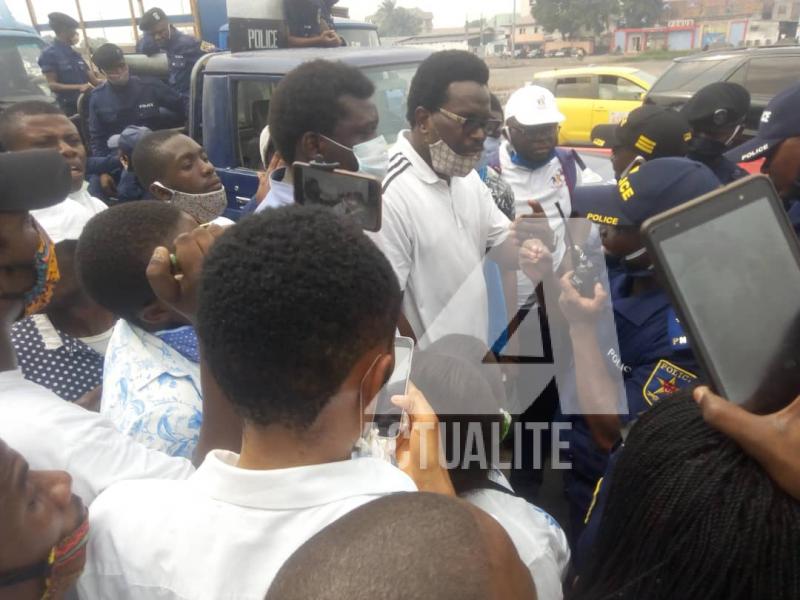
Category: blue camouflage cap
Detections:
[
  {"x1": 572, "y1": 157, "x2": 720, "y2": 227},
  {"x1": 726, "y1": 82, "x2": 800, "y2": 162}
]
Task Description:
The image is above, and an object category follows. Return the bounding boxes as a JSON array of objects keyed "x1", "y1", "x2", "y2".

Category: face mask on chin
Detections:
[
  {"x1": 22, "y1": 221, "x2": 60, "y2": 318},
  {"x1": 427, "y1": 123, "x2": 481, "y2": 178},
  {"x1": 621, "y1": 246, "x2": 655, "y2": 278},
  {"x1": 153, "y1": 182, "x2": 227, "y2": 224}
]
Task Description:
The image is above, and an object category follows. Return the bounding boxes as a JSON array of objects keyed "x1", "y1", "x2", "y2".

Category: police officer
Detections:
[
  {"x1": 727, "y1": 82, "x2": 800, "y2": 236},
  {"x1": 682, "y1": 82, "x2": 750, "y2": 184},
  {"x1": 38, "y1": 12, "x2": 101, "y2": 116},
  {"x1": 525, "y1": 158, "x2": 720, "y2": 542},
  {"x1": 88, "y1": 43, "x2": 184, "y2": 158},
  {"x1": 591, "y1": 104, "x2": 693, "y2": 180},
  {"x1": 138, "y1": 8, "x2": 209, "y2": 114},
  {"x1": 284, "y1": 0, "x2": 343, "y2": 48}
]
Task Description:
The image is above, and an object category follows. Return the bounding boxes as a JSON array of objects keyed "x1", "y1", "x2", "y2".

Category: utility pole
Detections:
[{"x1": 511, "y1": 0, "x2": 517, "y2": 57}]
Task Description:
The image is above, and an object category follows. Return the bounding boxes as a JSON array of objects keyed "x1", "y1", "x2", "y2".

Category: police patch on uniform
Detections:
[{"x1": 643, "y1": 360, "x2": 697, "y2": 405}]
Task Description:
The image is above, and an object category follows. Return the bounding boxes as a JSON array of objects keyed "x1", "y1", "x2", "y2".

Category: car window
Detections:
[
  {"x1": 235, "y1": 79, "x2": 278, "y2": 170},
  {"x1": 0, "y1": 37, "x2": 50, "y2": 101},
  {"x1": 598, "y1": 75, "x2": 645, "y2": 101},
  {"x1": 533, "y1": 77, "x2": 556, "y2": 93},
  {"x1": 361, "y1": 64, "x2": 420, "y2": 144},
  {"x1": 744, "y1": 56, "x2": 800, "y2": 96},
  {"x1": 338, "y1": 28, "x2": 380, "y2": 48},
  {"x1": 554, "y1": 76, "x2": 596, "y2": 99},
  {"x1": 649, "y1": 58, "x2": 741, "y2": 93}
]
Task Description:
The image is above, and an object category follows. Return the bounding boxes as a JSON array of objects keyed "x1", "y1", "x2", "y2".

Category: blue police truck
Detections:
[{"x1": 0, "y1": 3, "x2": 54, "y2": 112}]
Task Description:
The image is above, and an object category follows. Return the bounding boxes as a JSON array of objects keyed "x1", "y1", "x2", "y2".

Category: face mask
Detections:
[
  {"x1": 688, "y1": 136, "x2": 729, "y2": 161},
  {"x1": 155, "y1": 325, "x2": 200, "y2": 363},
  {"x1": 622, "y1": 246, "x2": 655, "y2": 277},
  {"x1": 153, "y1": 182, "x2": 227, "y2": 224},
  {"x1": 477, "y1": 136, "x2": 502, "y2": 171},
  {"x1": 23, "y1": 222, "x2": 60, "y2": 317},
  {"x1": 429, "y1": 138, "x2": 482, "y2": 178},
  {"x1": 321, "y1": 134, "x2": 390, "y2": 180}
]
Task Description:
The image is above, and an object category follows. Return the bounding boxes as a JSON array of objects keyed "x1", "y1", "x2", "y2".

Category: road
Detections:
[{"x1": 488, "y1": 55, "x2": 674, "y2": 96}]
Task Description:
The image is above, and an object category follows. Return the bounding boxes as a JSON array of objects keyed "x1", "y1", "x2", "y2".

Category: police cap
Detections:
[
  {"x1": 591, "y1": 105, "x2": 692, "y2": 159},
  {"x1": 92, "y1": 44, "x2": 125, "y2": 71},
  {"x1": 48, "y1": 12, "x2": 80, "y2": 33},
  {"x1": 139, "y1": 7, "x2": 168, "y2": 32},
  {"x1": 727, "y1": 82, "x2": 800, "y2": 162},
  {"x1": 0, "y1": 150, "x2": 72, "y2": 212},
  {"x1": 108, "y1": 125, "x2": 152, "y2": 156},
  {"x1": 572, "y1": 157, "x2": 719, "y2": 227},
  {"x1": 682, "y1": 82, "x2": 750, "y2": 132}
]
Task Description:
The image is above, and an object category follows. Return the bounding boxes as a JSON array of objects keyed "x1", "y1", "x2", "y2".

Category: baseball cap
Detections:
[
  {"x1": 726, "y1": 82, "x2": 800, "y2": 162},
  {"x1": 108, "y1": 125, "x2": 152, "y2": 156},
  {"x1": 0, "y1": 150, "x2": 71, "y2": 212},
  {"x1": 504, "y1": 85, "x2": 565, "y2": 127},
  {"x1": 572, "y1": 157, "x2": 719, "y2": 227},
  {"x1": 591, "y1": 105, "x2": 692, "y2": 159},
  {"x1": 92, "y1": 43, "x2": 125, "y2": 71},
  {"x1": 139, "y1": 7, "x2": 168, "y2": 32},
  {"x1": 682, "y1": 82, "x2": 750, "y2": 131}
]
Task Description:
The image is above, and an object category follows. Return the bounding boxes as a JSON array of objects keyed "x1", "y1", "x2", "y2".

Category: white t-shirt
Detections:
[
  {"x1": 499, "y1": 143, "x2": 576, "y2": 307},
  {"x1": 31, "y1": 184, "x2": 107, "y2": 243},
  {"x1": 464, "y1": 486, "x2": 571, "y2": 600},
  {"x1": 373, "y1": 132, "x2": 511, "y2": 348},
  {"x1": 0, "y1": 369, "x2": 194, "y2": 504},
  {"x1": 78, "y1": 451, "x2": 417, "y2": 600}
]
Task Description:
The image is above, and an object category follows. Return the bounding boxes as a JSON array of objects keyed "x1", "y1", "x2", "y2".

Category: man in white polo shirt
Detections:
[
  {"x1": 78, "y1": 206, "x2": 452, "y2": 599},
  {"x1": 0, "y1": 149, "x2": 194, "y2": 506},
  {"x1": 376, "y1": 50, "x2": 523, "y2": 349}
]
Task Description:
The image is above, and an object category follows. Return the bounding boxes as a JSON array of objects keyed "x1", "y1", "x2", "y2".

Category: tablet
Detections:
[{"x1": 642, "y1": 175, "x2": 800, "y2": 414}]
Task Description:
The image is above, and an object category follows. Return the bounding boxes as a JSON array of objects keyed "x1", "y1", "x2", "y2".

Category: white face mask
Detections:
[
  {"x1": 153, "y1": 182, "x2": 227, "y2": 224},
  {"x1": 321, "y1": 134, "x2": 390, "y2": 180},
  {"x1": 429, "y1": 138, "x2": 482, "y2": 178}
]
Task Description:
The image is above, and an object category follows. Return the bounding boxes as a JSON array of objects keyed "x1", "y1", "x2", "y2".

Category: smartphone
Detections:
[
  {"x1": 372, "y1": 336, "x2": 415, "y2": 438},
  {"x1": 642, "y1": 175, "x2": 800, "y2": 414},
  {"x1": 292, "y1": 162, "x2": 382, "y2": 232}
]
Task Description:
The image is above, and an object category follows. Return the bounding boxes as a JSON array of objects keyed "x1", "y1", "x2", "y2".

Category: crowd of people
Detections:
[{"x1": 0, "y1": 15, "x2": 799, "y2": 599}]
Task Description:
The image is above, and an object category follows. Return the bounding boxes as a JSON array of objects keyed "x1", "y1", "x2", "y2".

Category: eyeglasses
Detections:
[
  {"x1": 508, "y1": 123, "x2": 559, "y2": 141},
  {"x1": 438, "y1": 108, "x2": 503, "y2": 137}
]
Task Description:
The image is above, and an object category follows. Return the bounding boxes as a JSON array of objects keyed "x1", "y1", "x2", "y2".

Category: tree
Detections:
[
  {"x1": 532, "y1": 0, "x2": 617, "y2": 38},
  {"x1": 620, "y1": 0, "x2": 664, "y2": 27},
  {"x1": 371, "y1": 0, "x2": 423, "y2": 37}
]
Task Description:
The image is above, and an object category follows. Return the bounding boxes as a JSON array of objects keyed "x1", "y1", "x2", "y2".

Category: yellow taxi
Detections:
[{"x1": 530, "y1": 66, "x2": 656, "y2": 144}]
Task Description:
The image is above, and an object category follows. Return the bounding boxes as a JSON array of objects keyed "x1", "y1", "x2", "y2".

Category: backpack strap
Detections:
[{"x1": 555, "y1": 147, "x2": 585, "y2": 200}]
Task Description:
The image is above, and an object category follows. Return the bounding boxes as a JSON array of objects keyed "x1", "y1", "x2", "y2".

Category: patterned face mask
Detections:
[
  {"x1": 23, "y1": 222, "x2": 60, "y2": 317},
  {"x1": 428, "y1": 123, "x2": 482, "y2": 178}
]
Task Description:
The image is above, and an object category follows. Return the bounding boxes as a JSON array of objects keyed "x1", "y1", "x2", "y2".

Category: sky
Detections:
[{"x1": 8, "y1": 0, "x2": 527, "y2": 31}]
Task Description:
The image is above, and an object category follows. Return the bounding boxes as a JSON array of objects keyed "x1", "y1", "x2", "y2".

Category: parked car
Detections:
[
  {"x1": 531, "y1": 66, "x2": 655, "y2": 144},
  {"x1": 645, "y1": 45, "x2": 800, "y2": 138}
]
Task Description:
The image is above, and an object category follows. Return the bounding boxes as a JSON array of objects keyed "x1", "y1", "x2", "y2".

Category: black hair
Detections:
[
  {"x1": 571, "y1": 391, "x2": 800, "y2": 600},
  {"x1": 266, "y1": 493, "x2": 492, "y2": 600},
  {"x1": 411, "y1": 350, "x2": 504, "y2": 495},
  {"x1": 405, "y1": 50, "x2": 490, "y2": 124},
  {"x1": 490, "y1": 93, "x2": 504, "y2": 116},
  {"x1": 268, "y1": 59, "x2": 375, "y2": 164},
  {"x1": 131, "y1": 129, "x2": 183, "y2": 192},
  {"x1": 197, "y1": 205, "x2": 401, "y2": 429},
  {"x1": 75, "y1": 201, "x2": 184, "y2": 324},
  {"x1": 0, "y1": 101, "x2": 64, "y2": 149}
]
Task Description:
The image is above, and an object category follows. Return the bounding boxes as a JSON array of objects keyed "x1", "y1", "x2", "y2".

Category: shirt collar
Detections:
[
  {"x1": 191, "y1": 450, "x2": 416, "y2": 510},
  {"x1": 392, "y1": 130, "x2": 441, "y2": 185},
  {"x1": 263, "y1": 167, "x2": 295, "y2": 209},
  {"x1": 611, "y1": 275, "x2": 671, "y2": 326}
]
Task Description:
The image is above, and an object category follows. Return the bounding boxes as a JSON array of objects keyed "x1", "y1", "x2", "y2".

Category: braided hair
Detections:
[{"x1": 570, "y1": 391, "x2": 800, "y2": 600}]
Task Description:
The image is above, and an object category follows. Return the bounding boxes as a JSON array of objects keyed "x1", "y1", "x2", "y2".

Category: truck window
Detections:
[
  {"x1": 235, "y1": 79, "x2": 278, "y2": 170},
  {"x1": 361, "y1": 64, "x2": 420, "y2": 144},
  {"x1": 649, "y1": 58, "x2": 741, "y2": 94},
  {"x1": 338, "y1": 28, "x2": 380, "y2": 48},
  {"x1": 744, "y1": 56, "x2": 800, "y2": 96},
  {"x1": 0, "y1": 37, "x2": 50, "y2": 103}
]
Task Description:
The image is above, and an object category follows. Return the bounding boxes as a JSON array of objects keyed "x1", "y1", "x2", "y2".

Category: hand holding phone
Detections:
[{"x1": 372, "y1": 336, "x2": 414, "y2": 438}]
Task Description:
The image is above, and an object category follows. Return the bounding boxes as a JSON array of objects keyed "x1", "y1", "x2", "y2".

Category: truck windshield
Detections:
[
  {"x1": 649, "y1": 58, "x2": 740, "y2": 94},
  {"x1": 0, "y1": 36, "x2": 50, "y2": 103},
  {"x1": 338, "y1": 28, "x2": 380, "y2": 48},
  {"x1": 362, "y1": 63, "x2": 420, "y2": 143}
]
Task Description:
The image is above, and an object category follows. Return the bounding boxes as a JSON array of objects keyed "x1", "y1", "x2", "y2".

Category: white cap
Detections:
[{"x1": 504, "y1": 85, "x2": 565, "y2": 127}]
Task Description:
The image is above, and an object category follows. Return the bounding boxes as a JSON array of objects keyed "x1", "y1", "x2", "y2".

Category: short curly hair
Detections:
[
  {"x1": 197, "y1": 205, "x2": 402, "y2": 429},
  {"x1": 76, "y1": 201, "x2": 184, "y2": 324},
  {"x1": 405, "y1": 50, "x2": 490, "y2": 125},
  {"x1": 268, "y1": 60, "x2": 375, "y2": 164}
]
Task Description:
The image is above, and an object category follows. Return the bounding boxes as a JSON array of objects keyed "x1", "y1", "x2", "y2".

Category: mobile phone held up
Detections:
[
  {"x1": 293, "y1": 162, "x2": 382, "y2": 232},
  {"x1": 372, "y1": 336, "x2": 415, "y2": 439},
  {"x1": 642, "y1": 175, "x2": 800, "y2": 414}
]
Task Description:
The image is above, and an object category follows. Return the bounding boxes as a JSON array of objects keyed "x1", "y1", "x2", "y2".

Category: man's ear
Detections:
[
  {"x1": 298, "y1": 132, "x2": 323, "y2": 163},
  {"x1": 414, "y1": 107, "x2": 432, "y2": 135},
  {"x1": 137, "y1": 300, "x2": 176, "y2": 331},
  {"x1": 149, "y1": 182, "x2": 172, "y2": 202},
  {"x1": 361, "y1": 353, "x2": 394, "y2": 413}
]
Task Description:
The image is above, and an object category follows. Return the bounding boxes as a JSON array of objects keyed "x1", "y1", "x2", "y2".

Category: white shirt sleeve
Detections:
[
  {"x1": 374, "y1": 191, "x2": 414, "y2": 291},
  {"x1": 481, "y1": 181, "x2": 512, "y2": 250}
]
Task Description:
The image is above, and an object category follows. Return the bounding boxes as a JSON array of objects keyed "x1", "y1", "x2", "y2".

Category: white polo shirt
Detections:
[
  {"x1": 78, "y1": 451, "x2": 417, "y2": 600},
  {"x1": 499, "y1": 142, "x2": 575, "y2": 307},
  {"x1": 374, "y1": 131, "x2": 511, "y2": 348},
  {"x1": 0, "y1": 369, "x2": 194, "y2": 504}
]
